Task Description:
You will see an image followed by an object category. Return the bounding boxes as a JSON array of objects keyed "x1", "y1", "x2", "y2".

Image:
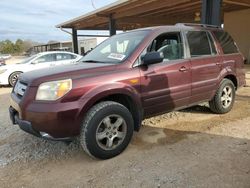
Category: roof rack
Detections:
[{"x1": 175, "y1": 23, "x2": 221, "y2": 29}]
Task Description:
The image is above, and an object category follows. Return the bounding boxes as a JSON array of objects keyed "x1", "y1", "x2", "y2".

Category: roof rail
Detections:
[{"x1": 175, "y1": 23, "x2": 221, "y2": 29}]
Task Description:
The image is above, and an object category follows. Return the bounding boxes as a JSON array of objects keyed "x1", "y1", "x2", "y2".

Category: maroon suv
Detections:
[{"x1": 9, "y1": 23, "x2": 246, "y2": 159}]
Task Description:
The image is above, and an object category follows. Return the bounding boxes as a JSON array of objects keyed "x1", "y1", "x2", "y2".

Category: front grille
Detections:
[{"x1": 13, "y1": 80, "x2": 27, "y2": 98}]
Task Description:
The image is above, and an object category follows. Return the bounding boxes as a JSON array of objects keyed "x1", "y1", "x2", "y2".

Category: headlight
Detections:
[
  {"x1": 0, "y1": 69, "x2": 7, "y2": 74},
  {"x1": 36, "y1": 79, "x2": 72, "y2": 101}
]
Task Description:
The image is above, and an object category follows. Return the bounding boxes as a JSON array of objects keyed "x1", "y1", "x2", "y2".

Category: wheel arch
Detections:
[
  {"x1": 78, "y1": 87, "x2": 143, "y2": 132},
  {"x1": 8, "y1": 71, "x2": 23, "y2": 85},
  {"x1": 224, "y1": 74, "x2": 238, "y2": 90}
]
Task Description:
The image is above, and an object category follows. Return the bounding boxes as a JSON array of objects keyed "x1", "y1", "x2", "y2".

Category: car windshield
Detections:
[
  {"x1": 18, "y1": 55, "x2": 38, "y2": 64},
  {"x1": 79, "y1": 30, "x2": 150, "y2": 64}
]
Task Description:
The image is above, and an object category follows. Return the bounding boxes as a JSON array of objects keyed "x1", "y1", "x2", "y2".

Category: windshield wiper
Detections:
[
  {"x1": 80, "y1": 60, "x2": 98, "y2": 63},
  {"x1": 80, "y1": 60, "x2": 107, "y2": 63}
]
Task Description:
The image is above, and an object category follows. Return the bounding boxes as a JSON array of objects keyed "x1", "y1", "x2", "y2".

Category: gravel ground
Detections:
[{"x1": 0, "y1": 64, "x2": 249, "y2": 187}]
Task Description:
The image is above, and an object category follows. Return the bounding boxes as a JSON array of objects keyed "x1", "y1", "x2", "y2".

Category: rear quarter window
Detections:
[{"x1": 213, "y1": 31, "x2": 239, "y2": 54}]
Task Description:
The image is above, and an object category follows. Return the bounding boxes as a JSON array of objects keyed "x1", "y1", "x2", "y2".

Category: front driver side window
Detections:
[
  {"x1": 149, "y1": 32, "x2": 184, "y2": 61},
  {"x1": 135, "y1": 32, "x2": 184, "y2": 66}
]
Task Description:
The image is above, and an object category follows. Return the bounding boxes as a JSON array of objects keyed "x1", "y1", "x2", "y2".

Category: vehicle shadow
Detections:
[
  {"x1": 0, "y1": 85, "x2": 12, "y2": 88},
  {"x1": 179, "y1": 104, "x2": 212, "y2": 114},
  {"x1": 236, "y1": 94, "x2": 250, "y2": 100}
]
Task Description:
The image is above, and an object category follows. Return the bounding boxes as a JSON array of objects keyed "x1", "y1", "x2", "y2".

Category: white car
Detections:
[
  {"x1": 0, "y1": 54, "x2": 12, "y2": 60},
  {"x1": 0, "y1": 51, "x2": 82, "y2": 86}
]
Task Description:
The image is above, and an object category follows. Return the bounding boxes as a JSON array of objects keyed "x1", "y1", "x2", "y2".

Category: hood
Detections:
[
  {"x1": 0, "y1": 63, "x2": 21, "y2": 69},
  {"x1": 19, "y1": 62, "x2": 116, "y2": 86}
]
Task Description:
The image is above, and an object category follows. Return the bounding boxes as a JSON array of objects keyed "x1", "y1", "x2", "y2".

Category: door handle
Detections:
[
  {"x1": 216, "y1": 62, "x2": 223, "y2": 67},
  {"x1": 179, "y1": 66, "x2": 188, "y2": 72}
]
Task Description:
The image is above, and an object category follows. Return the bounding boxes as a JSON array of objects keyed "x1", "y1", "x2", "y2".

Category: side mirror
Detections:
[{"x1": 141, "y1": 51, "x2": 163, "y2": 66}]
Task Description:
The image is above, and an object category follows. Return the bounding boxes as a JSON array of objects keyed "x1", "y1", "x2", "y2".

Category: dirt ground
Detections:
[
  {"x1": 4, "y1": 56, "x2": 26, "y2": 65},
  {"x1": 0, "y1": 60, "x2": 250, "y2": 187}
]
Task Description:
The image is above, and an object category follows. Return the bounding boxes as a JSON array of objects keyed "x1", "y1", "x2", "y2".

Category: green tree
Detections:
[
  {"x1": 15, "y1": 39, "x2": 24, "y2": 53},
  {"x1": 0, "y1": 39, "x2": 42, "y2": 55},
  {"x1": 0, "y1": 40, "x2": 15, "y2": 54}
]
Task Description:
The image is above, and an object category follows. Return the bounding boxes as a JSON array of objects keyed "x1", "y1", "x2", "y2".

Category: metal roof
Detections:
[{"x1": 56, "y1": 0, "x2": 250, "y2": 30}]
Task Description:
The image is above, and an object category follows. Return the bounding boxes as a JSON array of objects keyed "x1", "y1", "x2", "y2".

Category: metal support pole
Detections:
[
  {"x1": 72, "y1": 28, "x2": 79, "y2": 54},
  {"x1": 109, "y1": 14, "x2": 116, "y2": 36},
  {"x1": 201, "y1": 0, "x2": 222, "y2": 26}
]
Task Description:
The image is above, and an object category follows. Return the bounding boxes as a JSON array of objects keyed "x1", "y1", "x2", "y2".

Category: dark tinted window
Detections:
[
  {"x1": 187, "y1": 31, "x2": 212, "y2": 57},
  {"x1": 213, "y1": 31, "x2": 238, "y2": 54}
]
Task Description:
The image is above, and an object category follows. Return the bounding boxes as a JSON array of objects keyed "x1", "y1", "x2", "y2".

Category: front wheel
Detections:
[
  {"x1": 9, "y1": 72, "x2": 22, "y2": 86},
  {"x1": 209, "y1": 79, "x2": 236, "y2": 114},
  {"x1": 80, "y1": 101, "x2": 134, "y2": 159}
]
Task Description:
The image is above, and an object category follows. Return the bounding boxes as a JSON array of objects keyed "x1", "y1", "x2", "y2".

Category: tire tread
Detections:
[{"x1": 80, "y1": 101, "x2": 131, "y2": 159}]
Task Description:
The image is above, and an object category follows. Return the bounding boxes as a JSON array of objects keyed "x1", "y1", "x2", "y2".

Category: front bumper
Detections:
[{"x1": 9, "y1": 106, "x2": 73, "y2": 141}]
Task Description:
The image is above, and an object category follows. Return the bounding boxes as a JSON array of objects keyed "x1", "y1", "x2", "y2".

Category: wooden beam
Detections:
[
  {"x1": 224, "y1": 0, "x2": 250, "y2": 7},
  {"x1": 101, "y1": 0, "x2": 152, "y2": 15},
  {"x1": 113, "y1": 0, "x2": 190, "y2": 19},
  {"x1": 117, "y1": 16, "x2": 172, "y2": 25},
  {"x1": 149, "y1": 4, "x2": 201, "y2": 17},
  {"x1": 140, "y1": 1, "x2": 201, "y2": 17},
  {"x1": 117, "y1": 15, "x2": 194, "y2": 27}
]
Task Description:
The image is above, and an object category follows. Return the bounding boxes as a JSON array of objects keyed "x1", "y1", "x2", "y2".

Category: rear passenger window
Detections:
[
  {"x1": 213, "y1": 31, "x2": 238, "y2": 54},
  {"x1": 56, "y1": 53, "x2": 74, "y2": 61},
  {"x1": 187, "y1": 31, "x2": 212, "y2": 57}
]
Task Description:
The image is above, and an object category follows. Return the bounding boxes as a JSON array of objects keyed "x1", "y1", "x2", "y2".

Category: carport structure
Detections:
[{"x1": 56, "y1": 0, "x2": 250, "y2": 59}]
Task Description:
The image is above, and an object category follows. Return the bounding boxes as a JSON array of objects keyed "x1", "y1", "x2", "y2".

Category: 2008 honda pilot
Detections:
[{"x1": 9, "y1": 23, "x2": 246, "y2": 159}]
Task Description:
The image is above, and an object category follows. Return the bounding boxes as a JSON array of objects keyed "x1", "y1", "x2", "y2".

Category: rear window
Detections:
[
  {"x1": 186, "y1": 31, "x2": 212, "y2": 57},
  {"x1": 56, "y1": 53, "x2": 76, "y2": 61},
  {"x1": 213, "y1": 31, "x2": 238, "y2": 54}
]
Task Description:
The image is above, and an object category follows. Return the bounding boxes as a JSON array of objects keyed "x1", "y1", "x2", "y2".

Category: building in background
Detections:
[{"x1": 32, "y1": 37, "x2": 107, "y2": 55}]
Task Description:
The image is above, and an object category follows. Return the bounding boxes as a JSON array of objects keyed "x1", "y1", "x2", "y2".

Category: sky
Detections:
[{"x1": 0, "y1": 0, "x2": 116, "y2": 43}]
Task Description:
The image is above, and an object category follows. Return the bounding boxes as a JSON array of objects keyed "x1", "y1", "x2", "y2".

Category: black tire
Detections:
[
  {"x1": 9, "y1": 72, "x2": 22, "y2": 86},
  {"x1": 80, "y1": 101, "x2": 134, "y2": 159},
  {"x1": 209, "y1": 79, "x2": 235, "y2": 114}
]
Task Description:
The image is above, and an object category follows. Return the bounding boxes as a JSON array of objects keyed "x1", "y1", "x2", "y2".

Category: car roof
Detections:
[{"x1": 38, "y1": 51, "x2": 78, "y2": 56}]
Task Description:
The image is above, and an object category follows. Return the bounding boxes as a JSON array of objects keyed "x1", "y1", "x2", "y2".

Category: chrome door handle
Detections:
[{"x1": 179, "y1": 66, "x2": 187, "y2": 72}]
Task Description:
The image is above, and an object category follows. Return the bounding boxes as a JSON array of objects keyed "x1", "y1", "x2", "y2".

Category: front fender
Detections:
[{"x1": 76, "y1": 82, "x2": 142, "y2": 126}]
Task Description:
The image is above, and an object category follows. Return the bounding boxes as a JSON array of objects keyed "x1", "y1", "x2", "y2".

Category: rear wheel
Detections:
[
  {"x1": 9, "y1": 72, "x2": 22, "y2": 86},
  {"x1": 80, "y1": 101, "x2": 134, "y2": 159},
  {"x1": 209, "y1": 79, "x2": 235, "y2": 114}
]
